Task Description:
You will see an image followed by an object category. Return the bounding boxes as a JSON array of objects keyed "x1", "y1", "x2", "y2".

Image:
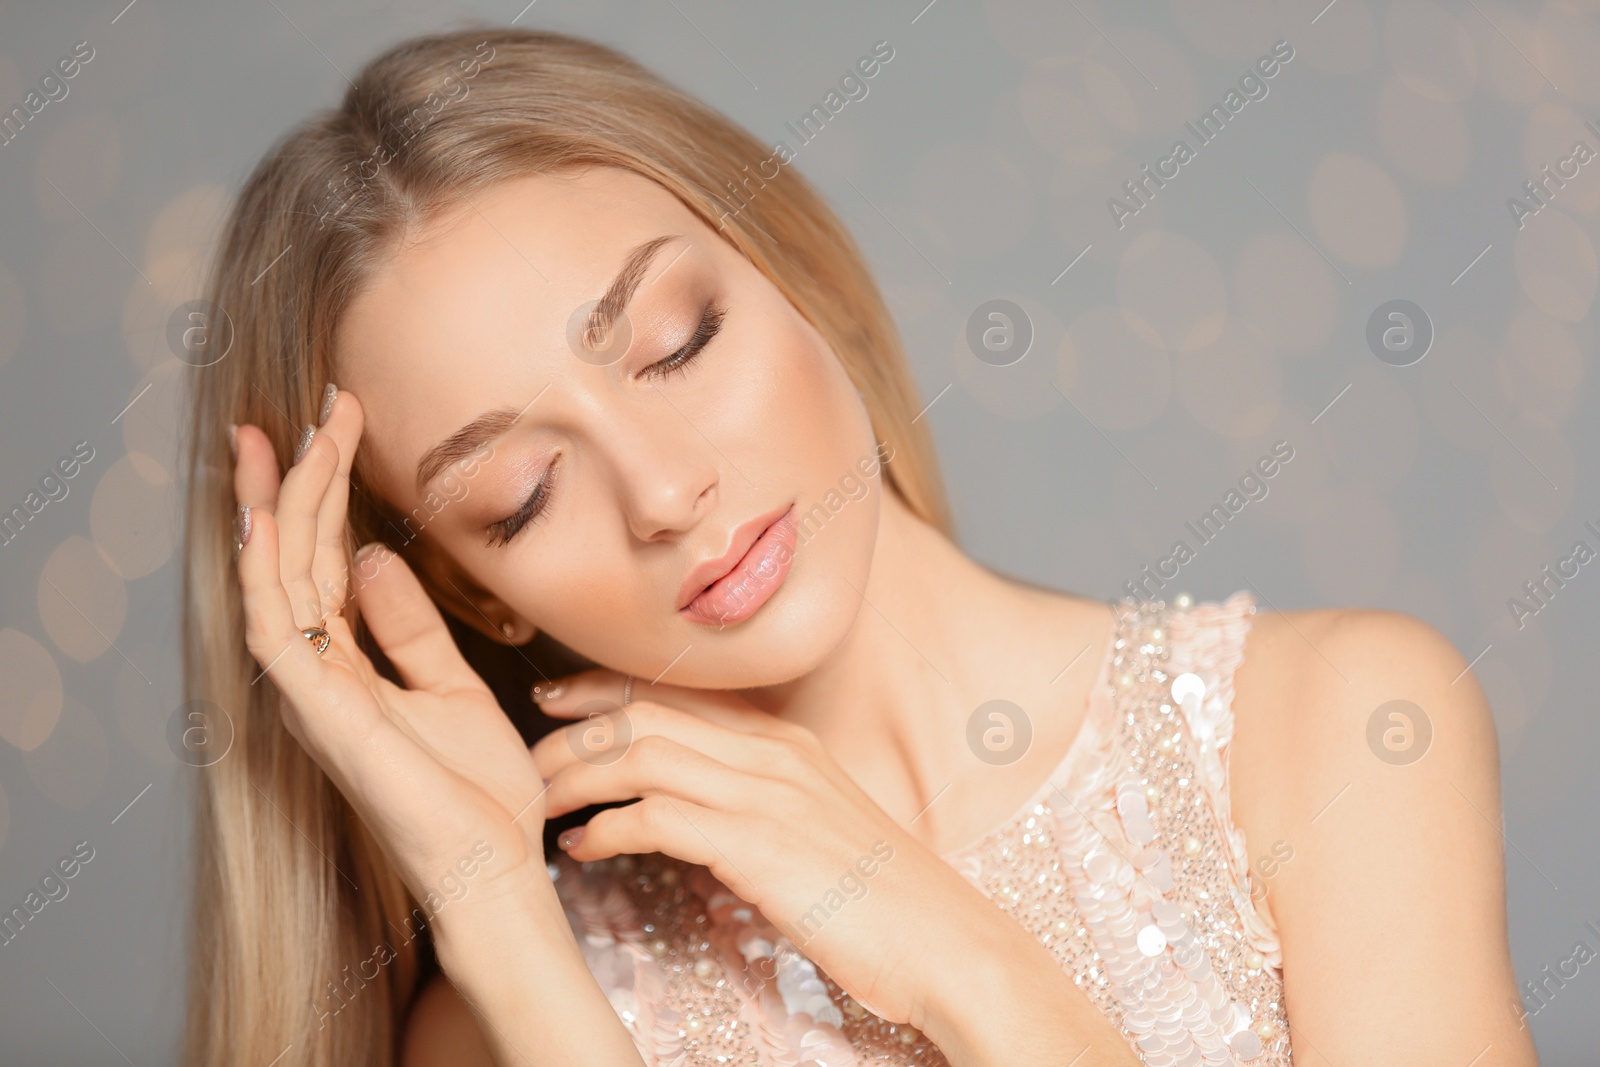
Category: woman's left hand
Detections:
[{"x1": 527, "y1": 669, "x2": 1004, "y2": 1030}]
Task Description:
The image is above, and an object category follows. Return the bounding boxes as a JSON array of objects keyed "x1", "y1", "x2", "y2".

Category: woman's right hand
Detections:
[{"x1": 231, "y1": 387, "x2": 549, "y2": 915}]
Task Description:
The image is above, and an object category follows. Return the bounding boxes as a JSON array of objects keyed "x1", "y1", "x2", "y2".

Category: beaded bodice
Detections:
[{"x1": 549, "y1": 591, "x2": 1291, "y2": 1065}]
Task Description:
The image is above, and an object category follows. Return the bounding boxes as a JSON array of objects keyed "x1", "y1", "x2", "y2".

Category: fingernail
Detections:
[
  {"x1": 294, "y1": 424, "x2": 316, "y2": 464},
  {"x1": 558, "y1": 827, "x2": 584, "y2": 851},
  {"x1": 319, "y1": 383, "x2": 338, "y2": 426},
  {"x1": 227, "y1": 423, "x2": 238, "y2": 460},
  {"x1": 234, "y1": 505, "x2": 252, "y2": 558},
  {"x1": 532, "y1": 682, "x2": 565, "y2": 703}
]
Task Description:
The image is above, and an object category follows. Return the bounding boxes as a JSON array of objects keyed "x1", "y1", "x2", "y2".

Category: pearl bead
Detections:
[
  {"x1": 1245, "y1": 951, "x2": 1265, "y2": 971},
  {"x1": 1175, "y1": 592, "x2": 1193, "y2": 610},
  {"x1": 1184, "y1": 837, "x2": 1202, "y2": 856},
  {"x1": 694, "y1": 956, "x2": 718, "y2": 980},
  {"x1": 1256, "y1": 1019, "x2": 1277, "y2": 1039},
  {"x1": 1119, "y1": 672, "x2": 1134, "y2": 688},
  {"x1": 649, "y1": 939, "x2": 668, "y2": 957},
  {"x1": 1054, "y1": 918, "x2": 1073, "y2": 937},
  {"x1": 1150, "y1": 628, "x2": 1163, "y2": 641},
  {"x1": 1145, "y1": 785, "x2": 1161, "y2": 803},
  {"x1": 685, "y1": 1015, "x2": 704, "y2": 1034},
  {"x1": 899, "y1": 1025, "x2": 919, "y2": 1043}
]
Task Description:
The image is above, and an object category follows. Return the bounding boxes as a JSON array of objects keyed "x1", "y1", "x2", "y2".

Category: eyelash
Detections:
[
  {"x1": 485, "y1": 300, "x2": 726, "y2": 546},
  {"x1": 643, "y1": 299, "x2": 726, "y2": 381},
  {"x1": 486, "y1": 459, "x2": 559, "y2": 547}
]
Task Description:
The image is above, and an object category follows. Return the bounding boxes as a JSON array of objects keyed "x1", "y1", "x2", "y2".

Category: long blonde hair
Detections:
[{"x1": 180, "y1": 24, "x2": 950, "y2": 1066}]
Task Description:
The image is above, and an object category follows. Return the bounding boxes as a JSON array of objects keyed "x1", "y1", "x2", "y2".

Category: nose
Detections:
[{"x1": 604, "y1": 398, "x2": 720, "y2": 542}]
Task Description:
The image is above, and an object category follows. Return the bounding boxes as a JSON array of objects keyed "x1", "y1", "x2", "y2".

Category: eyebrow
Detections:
[{"x1": 413, "y1": 233, "x2": 682, "y2": 492}]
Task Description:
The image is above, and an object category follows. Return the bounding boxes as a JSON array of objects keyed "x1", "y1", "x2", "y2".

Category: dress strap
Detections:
[{"x1": 1163, "y1": 589, "x2": 1283, "y2": 968}]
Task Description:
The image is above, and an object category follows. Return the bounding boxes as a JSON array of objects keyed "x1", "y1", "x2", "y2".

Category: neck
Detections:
[{"x1": 739, "y1": 491, "x2": 1109, "y2": 850}]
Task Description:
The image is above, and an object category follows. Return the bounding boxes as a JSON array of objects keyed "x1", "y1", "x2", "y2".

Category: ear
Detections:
[{"x1": 401, "y1": 538, "x2": 537, "y2": 646}]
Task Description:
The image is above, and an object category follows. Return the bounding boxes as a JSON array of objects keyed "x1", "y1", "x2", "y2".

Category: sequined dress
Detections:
[{"x1": 548, "y1": 591, "x2": 1292, "y2": 1065}]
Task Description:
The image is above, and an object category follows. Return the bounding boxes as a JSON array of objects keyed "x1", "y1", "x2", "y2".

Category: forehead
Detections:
[
  {"x1": 342, "y1": 165, "x2": 695, "y2": 343},
  {"x1": 333, "y1": 166, "x2": 712, "y2": 492}
]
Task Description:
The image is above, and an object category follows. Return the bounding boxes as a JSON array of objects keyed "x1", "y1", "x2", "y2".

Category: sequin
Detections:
[{"x1": 548, "y1": 591, "x2": 1291, "y2": 1065}]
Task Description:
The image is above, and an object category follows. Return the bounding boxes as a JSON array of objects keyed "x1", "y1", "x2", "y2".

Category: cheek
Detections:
[
  {"x1": 756, "y1": 314, "x2": 877, "y2": 489},
  {"x1": 683, "y1": 318, "x2": 880, "y2": 685},
  {"x1": 512, "y1": 526, "x2": 654, "y2": 660}
]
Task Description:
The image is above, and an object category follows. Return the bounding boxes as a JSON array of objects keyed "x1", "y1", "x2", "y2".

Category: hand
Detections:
[
  {"x1": 232, "y1": 389, "x2": 549, "y2": 916},
  {"x1": 527, "y1": 670, "x2": 1013, "y2": 1030}
]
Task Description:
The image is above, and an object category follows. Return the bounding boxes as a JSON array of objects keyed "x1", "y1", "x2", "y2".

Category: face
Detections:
[{"x1": 337, "y1": 166, "x2": 883, "y2": 688}]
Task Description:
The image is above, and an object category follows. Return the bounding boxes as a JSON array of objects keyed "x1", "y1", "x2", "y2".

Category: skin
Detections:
[{"x1": 230, "y1": 165, "x2": 1537, "y2": 1067}]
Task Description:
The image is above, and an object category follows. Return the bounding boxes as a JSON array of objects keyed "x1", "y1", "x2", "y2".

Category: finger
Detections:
[
  {"x1": 559, "y1": 795, "x2": 730, "y2": 874},
  {"x1": 232, "y1": 422, "x2": 282, "y2": 511},
  {"x1": 353, "y1": 542, "x2": 492, "y2": 697},
  {"x1": 535, "y1": 669, "x2": 770, "y2": 734},
  {"x1": 235, "y1": 504, "x2": 337, "y2": 725},
  {"x1": 543, "y1": 735, "x2": 760, "y2": 819},
  {"x1": 276, "y1": 428, "x2": 343, "y2": 629},
  {"x1": 310, "y1": 386, "x2": 363, "y2": 614},
  {"x1": 531, "y1": 700, "x2": 793, "y2": 783}
]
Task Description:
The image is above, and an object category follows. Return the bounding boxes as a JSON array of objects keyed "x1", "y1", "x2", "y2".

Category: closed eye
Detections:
[
  {"x1": 486, "y1": 458, "x2": 558, "y2": 547},
  {"x1": 642, "y1": 300, "x2": 725, "y2": 381}
]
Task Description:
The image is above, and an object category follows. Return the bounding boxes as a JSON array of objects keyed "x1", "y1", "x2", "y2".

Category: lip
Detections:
[{"x1": 677, "y1": 503, "x2": 798, "y2": 626}]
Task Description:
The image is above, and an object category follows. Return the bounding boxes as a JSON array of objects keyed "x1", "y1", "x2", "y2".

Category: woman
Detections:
[{"x1": 182, "y1": 25, "x2": 1536, "y2": 1067}]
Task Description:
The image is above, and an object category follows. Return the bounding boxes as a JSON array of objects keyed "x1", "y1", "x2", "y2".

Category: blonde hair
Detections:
[{"x1": 180, "y1": 24, "x2": 950, "y2": 1066}]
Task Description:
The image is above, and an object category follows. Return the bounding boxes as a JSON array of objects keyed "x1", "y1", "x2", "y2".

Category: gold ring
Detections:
[{"x1": 302, "y1": 626, "x2": 331, "y2": 655}]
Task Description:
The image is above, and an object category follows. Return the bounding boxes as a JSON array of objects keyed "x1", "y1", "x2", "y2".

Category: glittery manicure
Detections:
[
  {"x1": 234, "y1": 505, "x2": 252, "y2": 558},
  {"x1": 558, "y1": 827, "x2": 584, "y2": 851},
  {"x1": 318, "y1": 383, "x2": 338, "y2": 426},
  {"x1": 294, "y1": 424, "x2": 316, "y2": 464}
]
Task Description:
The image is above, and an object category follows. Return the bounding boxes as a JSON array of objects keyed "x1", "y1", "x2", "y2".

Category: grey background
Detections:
[{"x1": 0, "y1": 0, "x2": 1595, "y2": 1062}]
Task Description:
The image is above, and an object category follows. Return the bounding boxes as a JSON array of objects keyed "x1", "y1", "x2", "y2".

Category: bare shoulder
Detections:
[
  {"x1": 1228, "y1": 605, "x2": 1500, "y2": 828},
  {"x1": 401, "y1": 972, "x2": 495, "y2": 1067},
  {"x1": 1224, "y1": 604, "x2": 1533, "y2": 1063}
]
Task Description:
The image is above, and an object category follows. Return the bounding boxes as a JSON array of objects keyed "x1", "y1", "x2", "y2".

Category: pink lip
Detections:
[{"x1": 678, "y1": 504, "x2": 798, "y2": 627}]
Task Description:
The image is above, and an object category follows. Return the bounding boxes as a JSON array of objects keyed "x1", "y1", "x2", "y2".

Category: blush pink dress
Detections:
[{"x1": 548, "y1": 591, "x2": 1291, "y2": 1065}]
